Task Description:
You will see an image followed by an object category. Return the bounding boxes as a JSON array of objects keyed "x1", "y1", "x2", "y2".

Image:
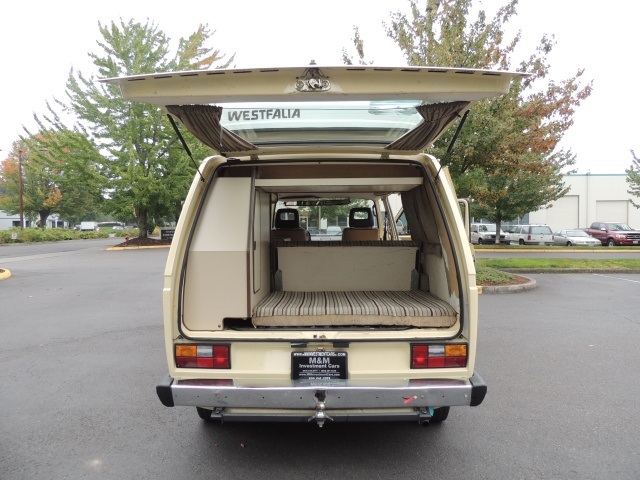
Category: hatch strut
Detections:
[
  {"x1": 167, "y1": 114, "x2": 205, "y2": 183},
  {"x1": 435, "y1": 109, "x2": 470, "y2": 183}
]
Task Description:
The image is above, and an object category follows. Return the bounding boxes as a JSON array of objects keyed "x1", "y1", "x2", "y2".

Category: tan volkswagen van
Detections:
[{"x1": 105, "y1": 66, "x2": 524, "y2": 426}]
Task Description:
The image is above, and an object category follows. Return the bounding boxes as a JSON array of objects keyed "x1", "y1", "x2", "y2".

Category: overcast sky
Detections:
[{"x1": 1, "y1": 0, "x2": 637, "y2": 174}]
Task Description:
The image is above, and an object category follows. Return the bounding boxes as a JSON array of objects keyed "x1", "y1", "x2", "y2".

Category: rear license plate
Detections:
[{"x1": 292, "y1": 351, "x2": 347, "y2": 380}]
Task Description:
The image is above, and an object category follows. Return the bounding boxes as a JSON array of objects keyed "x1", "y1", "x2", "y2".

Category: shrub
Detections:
[
  {"x1": 476, "y1": 263, "x2": 515, "y2": 285},
  {"x1": 0, "y1": 227, "x2": 109, "y2": 243}
]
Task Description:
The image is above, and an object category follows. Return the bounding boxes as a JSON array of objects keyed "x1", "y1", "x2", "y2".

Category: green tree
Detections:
[
  {"x1": 0, "y1": 134, "x2": 103, "y2": 228},
  {"x1": 61, "y1": 20, "x2": 232, "y2": 237},
  {"x1": 470, "y1": 152, "x2": 571, "y2": 230},
  {"x1": 0, "y1": 143, "x2": 60, "y2": 228},
  {"x1": 349, "y1": 0, "x2": 591, "y2": 242},
  {"x1": 626, "y1": 150, "x2": 640, "y2": 209},
  {"x1": 0, "y1": 146, "x2": 24, "y2": 223},
  {"x1": 25, "y1": 129, "x2": 106, "y2": 226}
]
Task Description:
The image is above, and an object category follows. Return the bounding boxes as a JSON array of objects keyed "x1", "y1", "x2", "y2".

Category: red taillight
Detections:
[
  {"x1": 411, "y1": 345, "x2": 429, "y2": 368},
  {"x1": 411, "y1": 344, "x2": 467, "y2": 368},
  {"x1": 175, "y1": 344, "x2": 230, "y2": 369}
]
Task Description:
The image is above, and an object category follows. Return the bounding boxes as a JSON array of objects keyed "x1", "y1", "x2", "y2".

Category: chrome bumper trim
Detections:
[
  {"x1": 206, "y1": 410, "x2": 430, "y2": 424},
  {"x1": 157, "y1": 372, "x2": 486, "y2": 409}
]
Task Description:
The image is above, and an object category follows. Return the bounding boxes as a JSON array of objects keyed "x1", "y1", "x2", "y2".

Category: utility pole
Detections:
[{"x1": 18, "y1": 148, "x2": 24, "y2": 229}]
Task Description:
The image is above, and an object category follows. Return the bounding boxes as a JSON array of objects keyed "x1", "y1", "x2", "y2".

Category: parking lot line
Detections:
[{"x1": 593, "y1": 273, "x2": 640, "y2": 284}]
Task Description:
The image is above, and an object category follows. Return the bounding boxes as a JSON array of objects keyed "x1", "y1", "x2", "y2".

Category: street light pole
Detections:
[{"x1": 18, "y1": 149, "x2": 24, "y2": 229}]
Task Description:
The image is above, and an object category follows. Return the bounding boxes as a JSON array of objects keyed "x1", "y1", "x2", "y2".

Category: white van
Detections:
[
  {"x1": 508, "y1": 224, "x2": 554, "y2": 245},
  {"x1": 470, "y1": 223, "x2": 508, "y2": 244},
  {"x1": 106, "y1": 65, "x2": 524, "y2": 426}
]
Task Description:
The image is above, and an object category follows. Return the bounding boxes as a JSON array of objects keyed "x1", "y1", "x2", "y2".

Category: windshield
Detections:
[
  {"x1": 567, "y1": 230, "x2": 588, "y2": 237},
  {"x1": 275, "y1": 198, "x2": 376, "y2": 239},
  {"x1": 608, "y1": 223, "x2": 633, "y2": 231},
  {"x1": 478, "y1": 224, "x2": 497, "y2": 233}
]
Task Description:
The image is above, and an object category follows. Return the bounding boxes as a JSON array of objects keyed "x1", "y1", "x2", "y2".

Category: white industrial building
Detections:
[
  {"x1": 528, "y1": 174, "x2": 640, "y2": 231},
  {"x1": 0, "y1": 211, "x2": 64, "y2": 230},
  {"x1": 0, "y1": 211, "x2": 23, "y2": 229}
]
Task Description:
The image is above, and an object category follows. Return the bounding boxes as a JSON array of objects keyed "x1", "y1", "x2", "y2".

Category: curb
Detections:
[
  {"x1": 480, "y1": 275, "x2": 537, "y2": 294},
  {"x1": 0, "y1": 268, "x2": 11, "y2": 281},
  {"x1": 501, "y1": 268, "x2": 640, "y2": 274},
  {"x1": 106, "y1": 245, "x2": 171, "y2": 251}
]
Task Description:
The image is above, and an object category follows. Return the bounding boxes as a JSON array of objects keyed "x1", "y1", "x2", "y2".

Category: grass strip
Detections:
[{"x1": 477, "y1": 258, "x2": 640, "y2": 270}]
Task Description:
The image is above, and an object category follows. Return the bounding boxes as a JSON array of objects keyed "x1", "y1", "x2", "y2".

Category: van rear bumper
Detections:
[{"x1": 156, "y1": 372, "x2": 487, "y2": 410}]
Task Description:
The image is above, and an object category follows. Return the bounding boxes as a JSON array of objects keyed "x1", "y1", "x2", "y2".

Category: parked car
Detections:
[
  {"x1": 470, "y1": 223, "x2": 508, "y2": 244},
  {"x1": 508, "y1": 224, "x2": 554, "y2": 245},
  {"x1": 314, "y1": 225, "x2": 344, "y2": 241},
  {"x1": 582, "y1": 222, "x2": 640, "y2": 246},
  {"x1": 553, "y1": 229, "x2": 601, "y2": 247}
]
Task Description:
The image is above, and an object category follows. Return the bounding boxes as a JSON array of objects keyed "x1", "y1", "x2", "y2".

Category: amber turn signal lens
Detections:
[
  {"x1": 445, "y1": 345, "x2": 467, "y2": 357},
  {"x1": 175, "y1": 345, "x2": 197, "y2": 357}
]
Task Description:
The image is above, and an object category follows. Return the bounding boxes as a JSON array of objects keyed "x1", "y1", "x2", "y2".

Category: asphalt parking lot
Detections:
[{"x1": 1, "y1": 240, "x2": 639, "y2": 479}]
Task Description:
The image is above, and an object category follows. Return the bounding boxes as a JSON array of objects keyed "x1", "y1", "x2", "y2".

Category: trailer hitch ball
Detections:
[{"x1": 309, "y1": 390, "x2": 332, "y2": 427}]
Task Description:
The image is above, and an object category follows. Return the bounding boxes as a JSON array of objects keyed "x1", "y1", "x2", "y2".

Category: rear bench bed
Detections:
[{"x1": 253, "y1": 240, "x2": 457, "y2": 328}]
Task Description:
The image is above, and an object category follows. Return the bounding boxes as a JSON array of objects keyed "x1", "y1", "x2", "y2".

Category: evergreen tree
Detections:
[{"x1": 62, "y1": 20, "x2": 232, "y2": 237}]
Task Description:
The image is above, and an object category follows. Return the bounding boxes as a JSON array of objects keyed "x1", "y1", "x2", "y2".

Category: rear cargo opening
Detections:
[{"x1": 179, "y1": 159, "x2": 463, "y2": 335}]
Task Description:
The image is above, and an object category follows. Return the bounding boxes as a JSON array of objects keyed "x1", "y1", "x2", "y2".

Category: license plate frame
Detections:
[{"x1": 292, "y1": 351, "x2": 347, "y2": 380}]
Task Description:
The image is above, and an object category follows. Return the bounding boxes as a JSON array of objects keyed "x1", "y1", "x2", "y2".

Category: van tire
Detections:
[
  {"x1": 196, "y1": 407, "x2": 215, "y2": 422},
  {"x1": 518, "y1": 239, "x2": 525, "y2": 245},
  {"x1": 430, "y1": 406, "x2": 450, "y2": 423}
]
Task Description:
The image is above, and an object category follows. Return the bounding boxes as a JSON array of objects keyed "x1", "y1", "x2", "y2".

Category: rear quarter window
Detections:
[{"x1": 532, "y1": 226, "x2": 552, "y2": 235}]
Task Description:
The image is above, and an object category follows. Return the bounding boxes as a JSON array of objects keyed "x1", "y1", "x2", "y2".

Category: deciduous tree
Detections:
[
  {"x1": 0, "y1": 132, "x2": 105, "y2": 227},
  {"x1": 349, "y1": 0, "x2": 592, "y2": 242},
  {"x1": 626, "y1": 150, "x2": 640, "y2": 209}
]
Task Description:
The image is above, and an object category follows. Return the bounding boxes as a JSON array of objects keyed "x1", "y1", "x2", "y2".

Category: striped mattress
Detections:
[{"x1": 252, "y1": 290, "x2": 457, "y2": 328}]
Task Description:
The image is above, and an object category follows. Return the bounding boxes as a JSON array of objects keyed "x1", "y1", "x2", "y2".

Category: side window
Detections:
[{"x1": 397, "y1": 212, "x2": 410, "y2": 235}]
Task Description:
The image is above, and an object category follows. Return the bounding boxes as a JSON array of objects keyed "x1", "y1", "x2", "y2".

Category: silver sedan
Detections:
[{"x1": 553, "y1": 229, "x2": 601, "y2": 247}]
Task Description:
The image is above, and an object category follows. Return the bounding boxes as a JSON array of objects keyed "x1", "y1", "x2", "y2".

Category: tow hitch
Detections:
[{"x1": 308, "y1": 390, "x2": 333, "y2": 428}]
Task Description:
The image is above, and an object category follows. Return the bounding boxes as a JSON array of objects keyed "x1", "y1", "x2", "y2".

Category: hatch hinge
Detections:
[{"x1": 296, "y1": 67, "x2": 331, "y2": 92}]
